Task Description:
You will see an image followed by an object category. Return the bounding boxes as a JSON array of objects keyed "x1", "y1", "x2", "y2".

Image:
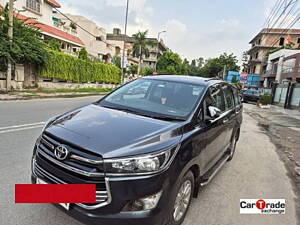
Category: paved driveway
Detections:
[{"x1": 0, "y1": 98, "x2": 297, "y2": 225}]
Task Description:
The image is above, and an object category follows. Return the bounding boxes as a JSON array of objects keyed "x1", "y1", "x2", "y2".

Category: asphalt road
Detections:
[{"x1": 0, "y1": 97, "x2": 297, "y2": 225}]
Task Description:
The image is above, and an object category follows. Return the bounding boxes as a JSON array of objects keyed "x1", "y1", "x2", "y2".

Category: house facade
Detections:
[
  {"x1": 0, "y1": 0, "x2": 84, "y2": 54},
  {"x1": 265, "y1": 49, "x2": 300, "y2": 87},
  {"x1": 53, "y1": 13, "x2": 112, "y2": 62},
  {"x1": 247, "y1": 28, "x2": 300, "y2": 85},
  {"x1": 106, "y1": 28, "x2": 168, "y2": 69}
]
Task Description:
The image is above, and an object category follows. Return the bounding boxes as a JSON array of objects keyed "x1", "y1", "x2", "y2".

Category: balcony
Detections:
[
  {"x1": 281, "y1": 67, "x2": 300, "y2": 80},
  {"x1": 249, "y1": 58, "x2": 262, "y2": 63},
  {"x1": 263, "y1": 69, "x2": 277, "y2": 78}
]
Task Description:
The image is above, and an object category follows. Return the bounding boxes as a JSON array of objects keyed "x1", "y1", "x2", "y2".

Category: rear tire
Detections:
[{"x1": 167, "y1": 171, "x2": 194, "y2": 225}]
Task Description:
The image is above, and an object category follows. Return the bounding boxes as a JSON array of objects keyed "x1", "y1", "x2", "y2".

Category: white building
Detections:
[
  {"x1": 53, "y1": 13, "x2": 112, "y2": 62},
  {"x1": 264, "y1": 49, "x2": 300, "y2": 87},
  {"x1": 0, "y1": 0, "x2": 84, "y2": 53}
]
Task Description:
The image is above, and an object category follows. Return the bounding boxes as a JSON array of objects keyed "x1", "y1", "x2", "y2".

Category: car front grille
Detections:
[{"x1": 34, "y1": 132, "x2": 112, "y2": 210}]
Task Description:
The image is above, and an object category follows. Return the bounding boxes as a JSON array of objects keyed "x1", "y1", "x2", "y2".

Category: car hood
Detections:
[{"x1": 45, "y1": 104, "x2": 184, "y2": 158}]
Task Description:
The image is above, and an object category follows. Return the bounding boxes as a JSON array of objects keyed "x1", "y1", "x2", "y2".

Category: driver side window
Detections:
[{"x1": 207, "y1": 85, "x2": 226, "y2": 112}]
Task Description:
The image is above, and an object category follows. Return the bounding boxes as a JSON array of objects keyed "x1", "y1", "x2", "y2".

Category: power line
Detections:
[
  {"x1": 264, "y1": 0, "x2": 284, "y2": 28},
  {"x1": 277, "y1": 3, "x2": 299, "y2": 27},
  {"x1": 269, "y1": 10, "x2": 300, "y2": 47},
  {"x1": 269, "y1": 0, "x2": 297, "y2": 28},
  {"x1": 266, "y1": 0, "x2": 287, "y2": 28}
]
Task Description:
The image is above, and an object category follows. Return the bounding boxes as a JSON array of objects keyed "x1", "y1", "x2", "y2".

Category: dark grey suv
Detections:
[{"x1": 31, "y1": 75, "x2": 243, "y2": 225}]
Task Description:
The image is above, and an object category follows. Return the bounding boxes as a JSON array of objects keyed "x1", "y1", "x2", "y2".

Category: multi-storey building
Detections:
[
  {"x1": 264, "y1": 49, "x2": 300, "y2": 87},
  {"x1": 248, "y1": 28, "x2": 300, "y2": 85},
  {"x1": 53, "y1": 13, "x2": 112, "y2": 62},
  {"x1": 106, "y1": 28, "x2": 168, "y2": 69},
  {"x1": 0, "y1": 0, "x2": 84, "y2": 54}
]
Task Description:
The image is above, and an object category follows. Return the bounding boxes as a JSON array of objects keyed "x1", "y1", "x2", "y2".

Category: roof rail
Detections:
[{"x1": 205, "y1": 77, "x2": 222, "y2": 82}]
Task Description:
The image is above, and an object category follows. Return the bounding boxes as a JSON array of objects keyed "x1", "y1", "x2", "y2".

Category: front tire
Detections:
[{"x1": 168, "y1": 171, "x2": 194, "y2": 225}]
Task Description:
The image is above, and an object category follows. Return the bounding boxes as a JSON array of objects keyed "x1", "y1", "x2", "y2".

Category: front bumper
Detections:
[{"x1": 31, "y1": 159, "x2": 176, "y2": 225}]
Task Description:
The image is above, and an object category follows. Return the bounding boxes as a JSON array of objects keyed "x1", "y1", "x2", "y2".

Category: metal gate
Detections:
[{"x1": 273, "y1": 83, "x2": 289, "y2": 105}]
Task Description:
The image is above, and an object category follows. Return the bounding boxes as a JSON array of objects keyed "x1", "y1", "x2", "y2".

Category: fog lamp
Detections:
[{"x1": 122, "y1": 190, "x2": 163, "y2": 211}]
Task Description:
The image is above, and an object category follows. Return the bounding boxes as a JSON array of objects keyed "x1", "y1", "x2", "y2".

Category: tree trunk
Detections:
[{"x1": 137, "y1": 45, "x2": 142, "y2": 75}]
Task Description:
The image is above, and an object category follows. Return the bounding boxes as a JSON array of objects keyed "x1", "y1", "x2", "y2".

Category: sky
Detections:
[{"x1": 58, "y1": 0, "x2": 279, "y2": 63}]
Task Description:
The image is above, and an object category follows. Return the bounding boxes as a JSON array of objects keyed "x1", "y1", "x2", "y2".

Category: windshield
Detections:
[{"x1": 99, "y1": 78, "x2": 205, "y2": 120}]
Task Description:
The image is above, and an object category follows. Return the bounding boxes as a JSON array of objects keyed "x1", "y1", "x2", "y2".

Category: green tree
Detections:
[
  {"x1": 0, "y1": 5, "x2": 49, "y2": 71},
  {"x1": 112, "y1": 55, "x2": 121, "y2": 68},
  {"x1": 197, "y1": 57, "x2": 204, "y2": 68},
  {"x1": 200, "y1": 53, "x2": 240, "y2": 77},
  {"x1": 128, "y1": 64, "x2": 138, "y2": 75},
  {"x1": 181, "y1": 58, "x2": 190, "y2": 74},
  {"x1": 132, "y1": 30, "x2": 155, "y2": 75},
  {"x1": 78, "y1": 47, "x2": 88, "y2": 61},
  {"x1": 156, "y1": 51, "x2": 183, "y2": 74},
  {"x1": 47, "y1": 39, "x2": 61, "y2": 51},
  {"x1": 141, "y1": 67, "x2": 155, "y2": 76}
]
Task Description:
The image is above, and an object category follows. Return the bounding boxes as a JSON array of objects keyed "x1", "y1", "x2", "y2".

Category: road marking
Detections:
[{"x1": 0, "y1": 122, "x2": 45, "y2": 134}]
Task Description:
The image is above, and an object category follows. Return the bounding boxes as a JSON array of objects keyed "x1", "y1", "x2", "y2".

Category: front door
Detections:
[{"x1": 200, "y1": 84, "x2": 228, "y2": 174}]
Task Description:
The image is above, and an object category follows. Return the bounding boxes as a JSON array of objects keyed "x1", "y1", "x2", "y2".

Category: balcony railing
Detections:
[{"x1": 281, "y1": 68, "x2": 294, "y2": 73}]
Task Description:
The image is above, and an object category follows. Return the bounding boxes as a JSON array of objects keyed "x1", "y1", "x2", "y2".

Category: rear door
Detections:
[{"x1": 221, "y1": 84, "x2": 236, "y2": 149}]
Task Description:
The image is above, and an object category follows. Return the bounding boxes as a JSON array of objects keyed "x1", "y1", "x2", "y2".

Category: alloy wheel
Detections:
[{"x1": 173, "y1": 180, "x2": 192, "y2": 222}]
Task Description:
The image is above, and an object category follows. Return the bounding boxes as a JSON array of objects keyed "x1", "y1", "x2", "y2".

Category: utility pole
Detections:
[
  {"x1": 121, "y1": 0, "x2": 129, "y2": 84},
  {"x1": 6, "y1": 0, "x2": 14, "y2": 92},
  {"x1": 155, "y1": 30, "x2": 166, "y2": 72},
  {"x1": 223, "y1": 65, "x2": 227, "y2": 80}
]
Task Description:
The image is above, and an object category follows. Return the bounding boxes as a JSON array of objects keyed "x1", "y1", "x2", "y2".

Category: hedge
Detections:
[{"x1": 38, "y1": 51, "x2": 121, "y2": 84}]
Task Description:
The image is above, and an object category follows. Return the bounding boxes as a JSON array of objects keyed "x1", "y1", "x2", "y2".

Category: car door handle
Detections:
[{"x1": 223, "y1": 118, "x2": 229, "y2": 124}]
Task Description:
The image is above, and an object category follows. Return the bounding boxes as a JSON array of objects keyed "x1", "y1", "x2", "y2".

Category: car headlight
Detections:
[{"x1": 104, "y1": 144, "x2": 180, "y2": 176}]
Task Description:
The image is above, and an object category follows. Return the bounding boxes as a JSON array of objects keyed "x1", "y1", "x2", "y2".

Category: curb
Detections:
[{"x1": 0, "y1": 92, "x2": 109, "y2": 101}]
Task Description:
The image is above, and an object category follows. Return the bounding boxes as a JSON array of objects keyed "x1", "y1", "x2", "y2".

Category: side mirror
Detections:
[{"x1": 208, "y1": 106, "x2": 221, "y2": 119}]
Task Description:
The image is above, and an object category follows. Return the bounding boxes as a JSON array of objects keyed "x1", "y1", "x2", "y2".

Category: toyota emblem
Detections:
[{"x1": 54, "y1": 145, "x2": 69, "y2": 160}]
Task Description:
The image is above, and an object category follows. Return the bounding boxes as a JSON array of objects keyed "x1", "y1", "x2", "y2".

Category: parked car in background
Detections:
[
  {"x1": 31, "y1": 75, "x2": 243, "y2": 225},
  {"x1": 241, "y1": 89, "x2": 261, "y2": 103}
]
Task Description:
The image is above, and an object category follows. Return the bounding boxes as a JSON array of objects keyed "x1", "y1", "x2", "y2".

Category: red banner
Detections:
[{"x1": 15, "y1": 184, "x2": 96, "y2": 203}]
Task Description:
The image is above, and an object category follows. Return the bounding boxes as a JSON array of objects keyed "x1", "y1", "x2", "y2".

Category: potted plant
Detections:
[
  {"x1": 70, "y1": 22, "x2": 77, "y2": 30},
  {"x1": 258, "y1": 93, "x2": 272, "y2": 109}
]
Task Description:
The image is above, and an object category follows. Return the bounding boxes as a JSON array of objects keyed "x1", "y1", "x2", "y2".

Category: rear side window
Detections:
[
  {"x1": 208, "y1": 85, "x2": 226, "y2": 112},
  {"x1": 222, "y1": 85, "x2": 235, "y2": 110},
  {"x1": 233, "y1": 88, "x2": 241, "y2": 105}
]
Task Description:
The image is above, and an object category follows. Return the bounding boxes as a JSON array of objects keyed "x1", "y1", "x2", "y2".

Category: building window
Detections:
[
  {"x1": 26, "y1": 0, "x2": 41, "y2": 13},
  {"x1": 115, "y1": 47, "x2": 121, "y2": 55},
  {"x1": 255, "y1": 52, "x2": 259, "y2": 59},
  {"x1": 257, "y1": 39, "x2": 261, "y2": 45},
  {"x1": 297, "y1": 38, "x2": 300, "y2": 44},
  {"x1": 279, "y1": 37, "x2": 285, "y2": 46}
]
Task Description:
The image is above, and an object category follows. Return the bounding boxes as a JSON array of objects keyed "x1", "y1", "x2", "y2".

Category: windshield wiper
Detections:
[
  {"x1": 102, "y1": 105, "x2": 143, "y2": 115},
  {"x1": 102, "y1": 105, "x2": 185, "y2": 121}
]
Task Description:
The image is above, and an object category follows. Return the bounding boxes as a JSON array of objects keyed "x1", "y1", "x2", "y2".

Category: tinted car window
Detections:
[
  {"x1": 233, "y1": 88, "x2": 241, "y2": 105},
  {"x1": 123, "y1": 81, "x2": 151, "y2": 100},
  {"x1": 207, "y1": 85, "x2": 226, "y2": 112},
  {"x1": 222, "y1": 85, "x2": 235, "y2": 110},
  {"x1": 100, "y1": 79, "x2": 205, "y2": 119}
]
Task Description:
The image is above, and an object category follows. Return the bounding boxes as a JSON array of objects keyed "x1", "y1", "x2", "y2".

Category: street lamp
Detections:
[
  {"x1": 155, "y1": 30, "x2": 166, "y2": 71},
  {"x1": 121, "y1": 0, "x2": 129, "y2": 84}
]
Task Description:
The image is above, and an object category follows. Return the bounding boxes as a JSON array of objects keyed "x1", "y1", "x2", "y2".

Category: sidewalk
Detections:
[
  {"x1": 0, "y1": 91, "x2": 109, "y2": 101},
  {"x1": 244, "y1": 103, "x2": 300, "y2": 176}
]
